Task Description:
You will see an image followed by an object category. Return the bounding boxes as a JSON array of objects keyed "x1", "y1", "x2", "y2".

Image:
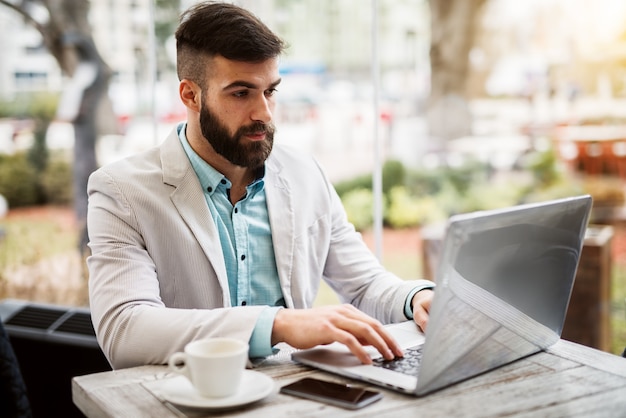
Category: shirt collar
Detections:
[{"x1": 177, "y1": 122, "x2": 266, "y2": 196}]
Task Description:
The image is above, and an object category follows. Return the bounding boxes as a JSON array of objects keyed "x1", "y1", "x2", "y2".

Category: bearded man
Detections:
[{"x1": 87, "y1": 1, "x2": 434, "y2": 369}]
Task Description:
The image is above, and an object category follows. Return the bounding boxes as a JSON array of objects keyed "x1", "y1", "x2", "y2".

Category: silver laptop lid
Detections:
[{"x1": 415, "y1": 195, "x2": 592, "y2": 395}]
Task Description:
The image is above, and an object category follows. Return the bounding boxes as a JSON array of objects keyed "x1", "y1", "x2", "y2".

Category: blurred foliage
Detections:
[
  {"x1": 342, "y1": 188, "x2": 375, "y2": 231},
  {"x1": 154, "y1": 0, "x2": 181, "y2": 71},
  {"x1": 0, "y1": 152, "x2": 72, "y2": 208},
  {"x1": 385, "y1": 186, "x2": 447, "y2": 228},
  {"x1": 334, "y1": 146, "x2": 607, "y2": 231},
  {"x1": 334, "y1": 159, "x2": 410, "y2": 199},
  {"x1": 404, "y1": 160, "x2": 490, "y2": 199},
  {"x1": 334, "y1": 173, "x2": 372, "y2": 199},
  {"x1": 381, "y1": 160, "x2": 406, "y2": 195},
  {"x1": 522, "y1": 147, "x2": 560, "y2": 186},
  {"x1": 0, "y1": 153, "x2": 39, "y2": 207},
  {"x1": 41, "y1": 156, "x2": 73, "y2": 205},
  {"x1": 0, "y1": 93, "x2": 72, "y2": 208},
  {"x1": 154, "y1": 0, "x2": 181, "y2": 40},
  {"x1": 523, "y1": 177, "x2": 586, "y2": 204},
  {"x1": 579, "y1": 176, "x2": 625, "y2": 206},
  {"x1": 0, "y1": 92, "x2": 59, "y2": 120},
  {"x1": 458, "y1": 180, "x2": 526, "y2": 213}
]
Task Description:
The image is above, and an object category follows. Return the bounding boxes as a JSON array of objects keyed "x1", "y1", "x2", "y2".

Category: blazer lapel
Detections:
[
  {"x1": 160, "y1": 129, "x2": 231, "y2": 305},
  {"x1": 265, "y1": 155, "x2": 296, "y2": 308}
]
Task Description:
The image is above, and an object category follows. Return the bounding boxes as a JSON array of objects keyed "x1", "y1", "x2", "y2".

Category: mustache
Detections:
[{"x1": 238, "y1": 122, "x2": 275, "y2": 136}]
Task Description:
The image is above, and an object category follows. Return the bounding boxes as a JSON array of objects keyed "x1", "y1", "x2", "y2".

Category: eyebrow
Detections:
[{"x1": 223, "y1": 78, "x2": 282, "y2": 91}]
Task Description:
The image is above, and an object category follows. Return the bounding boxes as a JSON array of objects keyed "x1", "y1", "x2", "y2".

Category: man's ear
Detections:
[{"x1": 179, "y1": 79, "x2": 201, "y2": 112}]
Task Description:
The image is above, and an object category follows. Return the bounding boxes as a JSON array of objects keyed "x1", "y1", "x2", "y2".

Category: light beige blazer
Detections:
[{"x1": 87, "y1": 128, "x2": 434, "y2": 369}]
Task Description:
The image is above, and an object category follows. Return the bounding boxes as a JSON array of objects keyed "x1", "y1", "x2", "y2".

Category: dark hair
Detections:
[{"x1": 175, "y1": 1, "x2": 285, "y2": 85}]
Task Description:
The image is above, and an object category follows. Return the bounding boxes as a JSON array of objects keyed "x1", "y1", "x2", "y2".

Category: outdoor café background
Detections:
[{"x1": 0, "y1": 0, "x2": 625, "y2": 356}]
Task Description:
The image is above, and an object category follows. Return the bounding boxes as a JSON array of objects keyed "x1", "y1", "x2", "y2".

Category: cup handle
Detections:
[{"x1": 168, "y1": 352, "x2": 190, "y2": 379}]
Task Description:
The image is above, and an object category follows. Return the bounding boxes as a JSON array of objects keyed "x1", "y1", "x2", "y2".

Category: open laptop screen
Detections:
[{"x1": 415, "y1": 195, "x2": 592, "y2": 395}]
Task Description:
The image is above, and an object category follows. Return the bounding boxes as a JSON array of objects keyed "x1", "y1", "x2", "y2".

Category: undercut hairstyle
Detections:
[{"x1": 175, "y1": 1, "x2": 286, "y2": 87}]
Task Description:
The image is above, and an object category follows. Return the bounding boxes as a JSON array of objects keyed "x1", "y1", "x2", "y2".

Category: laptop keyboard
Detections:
[{"x1": 373, "y1": 345, "x2": 423, "y2": 376}]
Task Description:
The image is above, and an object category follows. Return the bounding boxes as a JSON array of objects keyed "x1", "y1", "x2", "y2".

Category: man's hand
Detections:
[
  {"x1": 271, "y1": 304, "x2": 403, "y2": 364},
  {"x1": 411, "y1": 289, "x2": 434, "y2": 332}
]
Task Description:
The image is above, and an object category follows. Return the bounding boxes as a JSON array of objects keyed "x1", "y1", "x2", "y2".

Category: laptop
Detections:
[{"x1": 292, "y1": 195, "x2": 593, "y2": 396}]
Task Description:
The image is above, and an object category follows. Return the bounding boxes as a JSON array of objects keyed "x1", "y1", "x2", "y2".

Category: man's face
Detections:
[
  {"x1": 199, "y1": 100, "x2": 275, "y2": 169},
  {"x1": 199, "y1": 56, "x2": 281, "y2": 169}
]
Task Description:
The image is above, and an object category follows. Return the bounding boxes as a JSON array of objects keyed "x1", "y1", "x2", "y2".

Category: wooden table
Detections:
[{"x1": 72, "y1": 340, "x2": 626, "y2": 417}]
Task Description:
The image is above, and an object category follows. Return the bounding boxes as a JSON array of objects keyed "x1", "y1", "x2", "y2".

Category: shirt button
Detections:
[
  {"x1": 220, "y1": 179, "x2": 227, "y2": 184},
  {"x1": 241, "y1": 301, "x2": 247, "y2": 306},
  {"x1": 207, "y1": 186, "x2": 213, "y2": 193},
  {"x1": 241, "y1": 254, "x2": 246, "y2": 261},
  {"x1": 234, "y1": 207, "x2": 239, "y2": 213}
]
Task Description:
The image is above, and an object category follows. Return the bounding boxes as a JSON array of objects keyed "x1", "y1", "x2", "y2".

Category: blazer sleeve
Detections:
[
  {"x1": 268, "y1": 147, "x2": 434, "y2": 324},
  {"x1": 87, "y1": 162, "x2": 267, "y2": 369},
  {"x1": 322, "y1": 176, "x2": 434, "y2": 323}
]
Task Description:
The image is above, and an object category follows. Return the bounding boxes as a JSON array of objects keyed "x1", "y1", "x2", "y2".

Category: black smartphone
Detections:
[{"x1": 280, "y1": 377, "x2": 383, "y2": 410}]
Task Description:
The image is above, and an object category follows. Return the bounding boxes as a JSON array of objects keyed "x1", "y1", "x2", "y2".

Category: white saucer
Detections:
[{"x1": 153, "y1": 370, "x2": 275, "y2": 410}]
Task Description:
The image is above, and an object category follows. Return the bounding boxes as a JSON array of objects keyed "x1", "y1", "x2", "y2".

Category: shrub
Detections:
[
  {"x1": 334, "y1": 151, "x2": 584, "y2": 231},
  {"x1": 386, "y1": 186, "x2": 447, "y2": 228},
  {"x1": 459, "y1": 180, "x2": 526, "y2": 213},
  {"x1": 342, "y1": 188, "x2": 375, "y2": 231},
  {"x1": 41, "y1": 157, "x2": 73, "y2": 205},
  {"x1": 1, "y1": 92, "x2": 60, "y2": 194},
  {"x1": 431, "y1": 181, "x2": 464, "y2": 215},
  {"x1": 334, "y1": 159, "x2": 406, "y2": 199},
  {"x1": 0, "y1": 153, "x2": 39, "y2": 207},
  {"x1": 382, "y1": 160, "x2": 406, "y2": 195},
  {"x1": 334, "y1": 174, "x2": 371, "y2": 199},
  {"x1": 522, "y1": 149, "x2": 561, "y2": 187},
  {"x1": 0, "y1": 92, "x2": 58, "y2": 120},
  {"x1": 405, "y1": 161, "x2": 489, "y2": 198}
]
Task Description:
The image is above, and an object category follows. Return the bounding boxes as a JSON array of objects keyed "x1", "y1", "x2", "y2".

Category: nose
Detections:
[{"x1": 250, "y1": 95, "x2": 273, "y2": 124}]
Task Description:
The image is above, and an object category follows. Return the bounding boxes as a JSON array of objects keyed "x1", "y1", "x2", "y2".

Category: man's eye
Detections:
[
  {"x1": 233, "y1": 90, "x2": 249, "y2": 98},
  {"x1": 265, "y1": 88, "x2": 278, "y2": 97}
]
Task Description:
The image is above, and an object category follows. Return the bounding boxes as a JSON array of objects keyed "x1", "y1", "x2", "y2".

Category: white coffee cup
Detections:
[{"x1": 168, "y1": 338, "x2": 249, "y2": 398}]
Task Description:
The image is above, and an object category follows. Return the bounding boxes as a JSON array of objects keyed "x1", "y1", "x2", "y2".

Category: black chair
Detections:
[
  {"x1": 0, "y1": 321, "x2": 32, "y2": 418},
  {"x1": 622, "y1": 347, "x2": 626, "y2": 358}
]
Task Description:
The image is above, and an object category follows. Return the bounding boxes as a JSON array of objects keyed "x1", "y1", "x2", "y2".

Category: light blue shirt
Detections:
[
  {"x1": 178, "y1": 123, "x2": 429, "y2": 358},
  {"x1": 178, "y1": 123, "x2": 283, "y2": 358}
]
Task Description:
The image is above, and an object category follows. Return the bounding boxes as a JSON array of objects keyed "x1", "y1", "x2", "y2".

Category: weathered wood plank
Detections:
[
  {"x1": 548, "y1": 339, "x2": 626, "y2": 377},
  {"x1": 72, "y1": 341, "x2": 626, "y2": 418},
  {"x1": 355, "y1": 368, "x2": 626, "y2": 418},
  {"x1": 149, "y1": 360, "x2": 626, "y2": 418},
  {"x1": 511, "y1": 386, "x2": 626, "y2": 418},
  {"x1": 73, "y1": 367, "x2": 171, "y2": 417}
]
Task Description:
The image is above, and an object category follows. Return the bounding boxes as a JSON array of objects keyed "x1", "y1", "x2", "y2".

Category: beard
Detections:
[{"x1": 199, "y1": 103, "x2": 275, "y2": 169}]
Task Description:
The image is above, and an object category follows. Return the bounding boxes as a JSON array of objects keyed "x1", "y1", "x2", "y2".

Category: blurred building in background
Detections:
[
  {"x1": 1, "y1": 0, "x2": 626, "y2": 174},
  {"x1": 0, "y1": 4, "x2": 62, "y2": 97},
  {"x1": 2, "y1": 0, "x2": 626, "y2": 110},
  {"x1": 0, "y1": 0, "x2": 430, "y2": 117}
]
